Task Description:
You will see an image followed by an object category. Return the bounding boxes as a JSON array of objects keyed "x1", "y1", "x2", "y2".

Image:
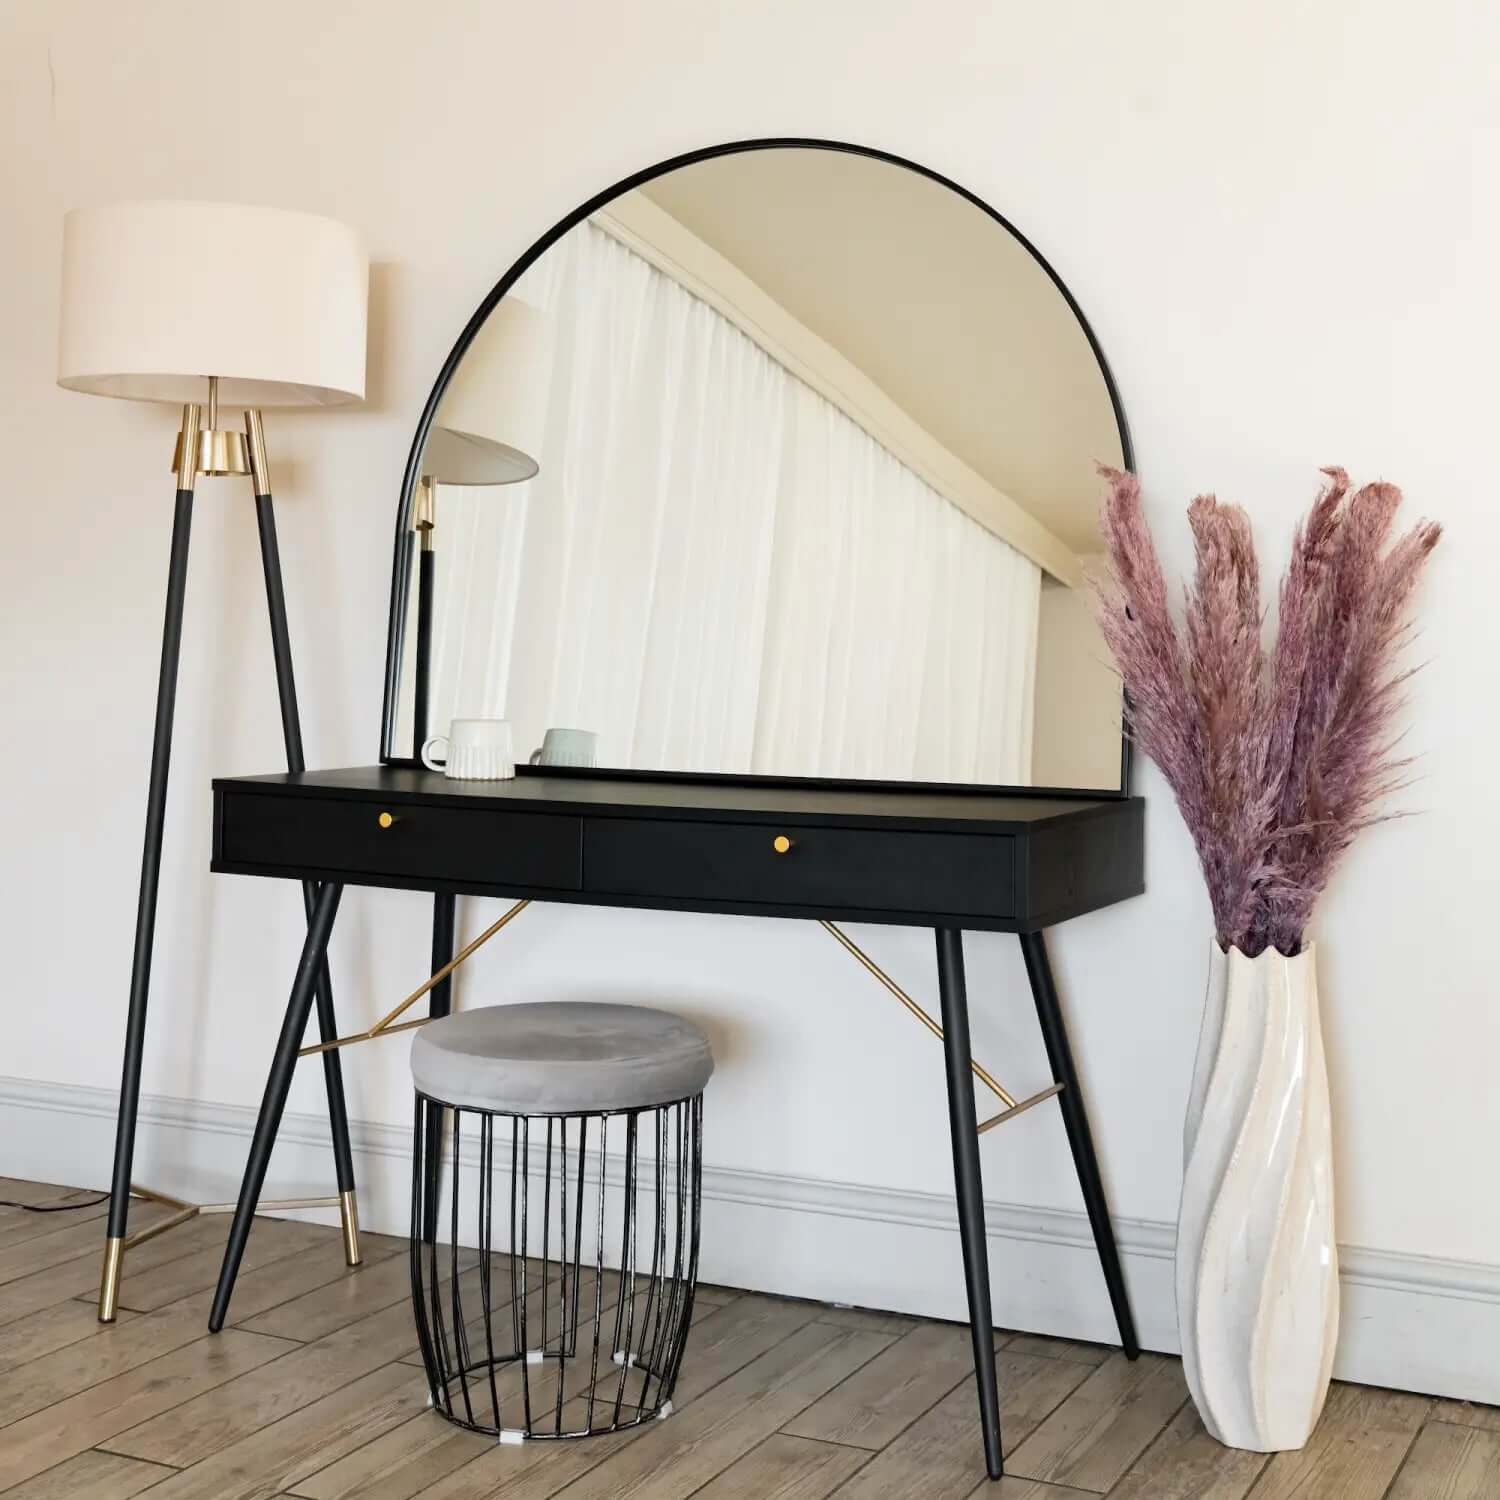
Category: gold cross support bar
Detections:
[
  {"x1": 815, "y1": 921, "x2": 1067, "y2": 1135},
  {"x1": 977, "y1": 1083, "x2": 1064, "y2": 1134},
  {"x1": 297, "y1": 899, "x2": 532, "y2": 1057},
  {"x1": 817, "y1": 920, "x2": 1018, "y2": 1109}
]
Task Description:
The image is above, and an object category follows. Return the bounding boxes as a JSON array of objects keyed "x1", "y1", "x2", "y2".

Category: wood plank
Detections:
[
  {"x1": 785, "y1": 1320, "x2": 987, "y2": 1449},
  {"x1": 291, "y1": 1285, "x2": 714, "y2": 1500},
  {"x1": 836, "y1": 1350, "x2": 1094, "y2": 1500},
  {"x1": 106, "y1": 1215, "x2": 336, "y2": 1314},
  {"x1": 1249, "y1": 1384, "x2": 1432, "y2": 1500},
  {"x1": 1432, "y1": 1399, "x2": 1500, "y2": 1434},
  {"x1": 1387, "y1": 1421, "x2": 1500, "y2": 1499},
  {"x1": 393, "y1": 1260, "x2": 615, "y2": 1374},
  {"x1": 0, "y1": 1192, "x2": 109, "y2": 1250},
  {"x1": 361, "y1": 1399, "x2": 638, "y2": 1500},
  {"x1": 0, "y1": 1329, "x2": 294, "y2": 1491},
  {"x1": 1003, "y1": 1352, "x2": 1187, "y2": 1491},
  {"x1": 1106, "y1": 1401, "x2": 1267, "y2": 1499},
  {"x1": 383, "y1": 1290, "x2": 823, "y2": 1500},
  {"x1": 292, "y1": 1270, "x2": 624, "y2": 1487},
  {"x1": 691, "y1": 1432, "x2": 869, "y2": 1497},
  {"x1": 109, "y1": 1215, "x2": 358, "y2": 1313},
  {"x1": 235, "y1": 1231, "x2": 432, "y2": 1342},
  {"x1": 0, "y1": 1220, "x2": 368, "y2": 1428},
  {"x1": 209, "y1": 1229, "x2": 415, "y2": 1330},
  {"x1": 530, "y1": 1319, "x2": 891, "y2": 1500},
  {"x1": 0, "y1": 1302, "x2": 222, "y2": 1430},
  {"x1": 0, "y1": 1179, "x2": 91, "y2": 1207},
  {"x1": 0, "y1": 1212, "x2": 226, "y2": 1327},
  {"x1": 1004, "y1": 1335, "x2": 1108, "y2": 1367},
  {"x1": 693, "y1": 1283, "x2": 738, "y2": 1308},
  {"x1": 0, "y1": 1448, "x2": 175, "y2": 1499},
  {"x1": 0, "y1": 1199, "x2": 179, "y2": 1286},
  {"x1": 108, "y1": 1361, "x2": 430, "y2": 1500},
  {"x1": 0, "y1": 1296, "x2": 139, "y2": 1373},
  {"x1": 812, "y1": 1304, "x2": 921, "y2": 1335},
  {"x1": 288, "y1": 1411, "x2": 491, "y2": 1500},
  {"x1": 668, "y1": 1292, "x2": 828, "y2": 1405},
  {"x1": 105, "y1": 1256, "x2": 481, "y2": 1468}
]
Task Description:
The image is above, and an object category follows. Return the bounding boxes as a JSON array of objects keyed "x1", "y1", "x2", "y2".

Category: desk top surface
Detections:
[{"x1": 216, "y1": 765, "x2": 1138, "y2": 834}]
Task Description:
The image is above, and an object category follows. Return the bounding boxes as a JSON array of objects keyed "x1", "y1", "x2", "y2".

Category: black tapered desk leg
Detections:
[
  {"x1": 1019, "y1": 928, "x2": 1139, "y2": 1358},
  {"x1": 255, "y1": 488, "x2": 360, "y2": 1264},
  {"x1": 936, "y1": 927, "x2": 1004, "y2": 1481},
  {"x1": 100, "y1": 487, "x2": 195, "y2": 1322},
  {"x1": 421, "y1": 893, "x2": 457, "y2": 1243},
  {"x1": 209, "y1": 881, "x2": 344, "y2": 1332}
]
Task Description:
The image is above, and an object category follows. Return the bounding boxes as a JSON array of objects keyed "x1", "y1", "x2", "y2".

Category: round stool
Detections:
[{"x1": 409, "y1": 1001, "x2": 713, "y2": 1442}]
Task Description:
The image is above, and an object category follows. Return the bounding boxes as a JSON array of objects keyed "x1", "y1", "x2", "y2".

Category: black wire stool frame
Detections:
[{"x1": 410, "y1": 1090, "x2": 704, "y2": 1442}]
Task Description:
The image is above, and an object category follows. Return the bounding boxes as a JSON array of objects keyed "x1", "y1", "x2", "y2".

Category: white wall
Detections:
[{"x1": 3, "y1": 0, "x2": 1497, "y2": 1398}]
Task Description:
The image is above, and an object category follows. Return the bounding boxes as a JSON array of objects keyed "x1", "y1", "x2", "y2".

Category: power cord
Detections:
[{"x1": 0, "y1": 1192, "x2": 110, "y2": 1212}]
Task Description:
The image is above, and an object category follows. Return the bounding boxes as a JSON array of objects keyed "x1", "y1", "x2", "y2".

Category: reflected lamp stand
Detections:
[
  {"x1": 412, "y1": 475, "x2": 437, "y2": 751},
  {"x1": 404, "y1": 294, "x2": 553, "y2": 752}
]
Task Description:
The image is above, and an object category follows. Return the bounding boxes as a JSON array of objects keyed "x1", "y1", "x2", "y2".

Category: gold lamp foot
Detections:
[
  {"x1": 339, "y1": 1189, "x2": 362, "y2": 1267},
  {"x1": 99, "y1": 1236, "x2": 125, "y2": 1323}
]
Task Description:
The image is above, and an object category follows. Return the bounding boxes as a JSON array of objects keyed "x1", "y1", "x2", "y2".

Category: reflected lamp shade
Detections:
[
  {"x1": 57, "y1": 200, "x2": 368, "y2": 407},
  {"x1": 424, "y1": 296, "x2": 552, "y2": 484}
]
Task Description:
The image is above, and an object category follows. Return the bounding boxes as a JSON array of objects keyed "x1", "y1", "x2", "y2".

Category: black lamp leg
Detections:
[
  {"x1": 935, "y1": 927, "x2": 1005, "y2": 1481},
  {"x1": 421, "y1": 893, "x2": 456, "y2": 1243},
  {"x1": 1019, "y1": 928, "x2": 1139, "y2": 1357},
  {"x1": 99, "y1": 484, "x2": 196, "y2": 1322},
  {"x1": 254, "y1": 483, "x2": 361, "y2": 1266},
  {"x1": 209, "y1": 881, "x2": 344, "y2": 1331}
]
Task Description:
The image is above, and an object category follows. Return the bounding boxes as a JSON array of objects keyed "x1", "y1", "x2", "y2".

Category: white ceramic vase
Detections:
[{"x1": 1177, "y1": 941, "x2": 1338, "y2": 1452}]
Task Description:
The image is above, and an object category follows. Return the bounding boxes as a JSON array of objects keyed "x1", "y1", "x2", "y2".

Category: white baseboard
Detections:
[{"x1": 4, "y1": 1074, "x2": 1497, "y2": 1405}]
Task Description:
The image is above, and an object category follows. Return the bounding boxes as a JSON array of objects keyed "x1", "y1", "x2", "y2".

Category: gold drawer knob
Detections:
[
  {"x1": 772, "y1": 834, "x2": 794, "y2": 854},
  {"x1": 377, "y1": 811, "x2": 399, "y2": 829}
]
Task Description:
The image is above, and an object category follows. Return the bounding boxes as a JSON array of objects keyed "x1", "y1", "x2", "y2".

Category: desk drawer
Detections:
[
  {"x1": 585, "y1": 818, "x2": 1013, "y2": 918},
  {"x1": 218, "y1": 792, "x2": 582, "y2": 890}
]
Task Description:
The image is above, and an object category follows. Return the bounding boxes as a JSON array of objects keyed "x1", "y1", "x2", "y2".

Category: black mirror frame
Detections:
[{"x1": 380, "y1": 136, "x2": 1134, "y2": 800}]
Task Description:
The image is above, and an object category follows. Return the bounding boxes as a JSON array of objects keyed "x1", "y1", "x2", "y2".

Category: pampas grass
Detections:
[{"x1": 1095, "y1": 466, "x2": 1440, "y2": 957}]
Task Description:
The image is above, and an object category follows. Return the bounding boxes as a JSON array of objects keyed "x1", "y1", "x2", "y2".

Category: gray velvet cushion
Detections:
[{"x1": 410, "y1": 1002, "x2": 714, "y2": 1114}]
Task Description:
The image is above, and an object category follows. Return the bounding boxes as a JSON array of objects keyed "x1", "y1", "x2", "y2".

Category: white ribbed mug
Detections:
[{"x1": 421, "y1": 719, "x2": 516, "y2": 780}]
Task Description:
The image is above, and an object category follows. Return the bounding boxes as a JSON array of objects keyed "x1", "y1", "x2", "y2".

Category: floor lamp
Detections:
[
  {"x1": 410, "y1": 295, "x2": 550, "y2": 751},
  {"x1": 57, "y1": 200, "x2": 370, "y2": 1321}
]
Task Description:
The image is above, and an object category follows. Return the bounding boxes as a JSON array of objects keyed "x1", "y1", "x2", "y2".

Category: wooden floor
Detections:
[{"x1": 1, "y1": 1179, "x2": 1497, "y2": 1499}]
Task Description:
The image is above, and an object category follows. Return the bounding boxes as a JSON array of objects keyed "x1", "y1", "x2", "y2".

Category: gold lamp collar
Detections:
[
  {"x1": 413, "y1": 475, "x2": 437, "y2": 551},
  {"x1": 170, "y1": 376, "x2": 251, "y2": 480}
]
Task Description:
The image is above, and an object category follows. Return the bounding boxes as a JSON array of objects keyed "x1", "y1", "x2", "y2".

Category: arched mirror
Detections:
[{"x1": 382, "y1": 140, "x2": 1132, "y2": 795}]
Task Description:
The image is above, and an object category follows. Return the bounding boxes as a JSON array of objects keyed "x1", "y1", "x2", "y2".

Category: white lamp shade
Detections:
[
  {"x1": 58, "y1": 200, "x2": 368, "y2": 407},
  {"x1": 425, "y1": 296, "x2": 552, "y2": 484}
]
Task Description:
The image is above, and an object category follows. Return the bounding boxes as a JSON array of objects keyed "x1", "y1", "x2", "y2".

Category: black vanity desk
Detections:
[
  {"x1": 213, "y1": 766, "x2": 1143, "y2": 927},
  {"x1": 206, "y1": 764, "x2": 1144, "y2": 1480}
]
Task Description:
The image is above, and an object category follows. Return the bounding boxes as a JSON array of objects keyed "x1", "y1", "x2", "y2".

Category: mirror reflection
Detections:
[{"x1": 389, "y1": 146, "x2": 1126, "y2": 790}]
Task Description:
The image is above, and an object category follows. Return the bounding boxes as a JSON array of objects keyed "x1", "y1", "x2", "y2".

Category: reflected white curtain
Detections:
[
  {"x1": 755, "y1": 381, "x2": 1038, "y2": 783},
  {"x1": 415, "y1": 222, "x2": 1040, "y2": 783}
]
